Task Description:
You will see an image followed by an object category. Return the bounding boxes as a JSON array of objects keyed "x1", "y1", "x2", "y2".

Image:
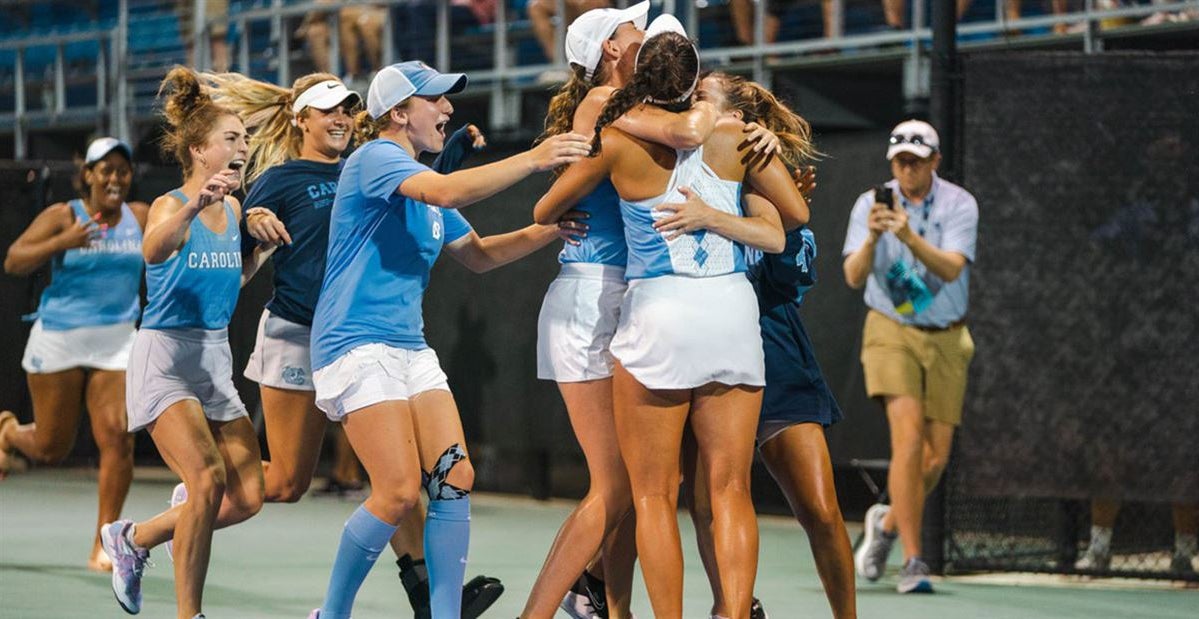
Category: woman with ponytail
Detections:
[
  {"x1": 99, "y1": 66, "x2": 273, "y2": 619},
  {"x1": 305, "y1": 61, "x2": 589, "y2": 619},
  {"x1": 525, "y1": 6, "x2": 782, "y2": 617},
  {"x1": 679, "y1": 71, "x2": 858, "y2": 619},
  {"x1": 202, "y1": 69, "x2": 505, "y2": 619},
  {"x1": 534, "y1": 20, "x2": 808, "y2": 619}
]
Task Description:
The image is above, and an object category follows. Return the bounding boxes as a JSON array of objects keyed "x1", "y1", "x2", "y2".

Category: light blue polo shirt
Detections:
[{"x1": 842, "y1": 173, "x2": 978, "y2": 328}]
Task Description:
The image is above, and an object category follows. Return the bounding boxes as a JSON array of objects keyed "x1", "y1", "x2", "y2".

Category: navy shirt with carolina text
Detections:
[{"x1": 241, "y1": 159, "x2": 342, "y2": 326}]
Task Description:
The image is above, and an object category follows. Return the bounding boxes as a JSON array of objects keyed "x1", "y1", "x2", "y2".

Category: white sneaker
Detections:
[
  {"x1": 1075, "y1": 544, "x2": 1111, "y2": 571},
  {"x1": 854, "y1": 503, "x2": 896, "y2": 581}
]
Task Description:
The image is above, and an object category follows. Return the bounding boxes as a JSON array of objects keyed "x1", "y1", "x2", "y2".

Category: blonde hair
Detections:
[
  {"x1": 201, "y1": 71, "x2": 345, "y2": 184},
  {"x1": 706, "y1": 72, "x2": 820, "y2": 168},
  {"x1": 157, "y1": 66, "x2": 237, "y2": 178},
  {"x1": 352, "y1": 96, "x2": 414, "y2": 145}
]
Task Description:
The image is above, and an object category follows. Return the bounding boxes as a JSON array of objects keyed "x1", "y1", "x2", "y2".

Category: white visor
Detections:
[{"x1": 292, "y1": 80, "x2": 360, "y2": 117}]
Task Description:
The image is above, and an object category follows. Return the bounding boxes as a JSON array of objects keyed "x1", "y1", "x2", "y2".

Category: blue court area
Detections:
[{"x1": 1, "y1": 469, "x2": 1195, "y2": 618}]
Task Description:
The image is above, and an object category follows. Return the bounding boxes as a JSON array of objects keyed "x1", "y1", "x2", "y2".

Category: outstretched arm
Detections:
[
  {"x1": 443, "y1": 225, "x2": 560, "y2": 274},
  {"x1": 400, "y1": 133, "x2": 590, "y2": 209}
]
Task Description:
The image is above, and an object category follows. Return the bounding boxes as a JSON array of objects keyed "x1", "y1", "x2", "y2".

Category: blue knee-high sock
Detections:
[
  {"x1": 321, "y1": 505, "x2": 398, "y2": 619},
  {"x1": 424, "y1": 497, "x2": 471, "y2": 619}
]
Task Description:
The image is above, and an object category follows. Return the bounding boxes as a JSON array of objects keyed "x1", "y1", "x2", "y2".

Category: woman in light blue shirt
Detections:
[
  {"x1": 534, "y1": 27, "x2": 807, "y2": 619},
  {"x1": 96, "y1": 67, "x2": 274, "y2": 619},
  {"x1": 306, "y1": 61, "x2": 590, "y2": 619},
  {"x1": 1, "y1": 137, "x2": 146, "y2": 572}
]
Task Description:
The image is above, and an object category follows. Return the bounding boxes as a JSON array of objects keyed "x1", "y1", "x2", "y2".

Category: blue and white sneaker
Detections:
[
  {"x1": 897, "y1": 557, "x2": 934, "y2": 593},
  {"x1": 100, "y1": 519, "x2": 150, "y2": 614},
  {"x1": 307, "y1": 609, "x2": 321, "y2": 618},
  {"x1": 165, "y1": 482, "x2": 187, "y2": 562},
  {"x1": 854, "y1": 503, "x2": 896, "y2": 581}
]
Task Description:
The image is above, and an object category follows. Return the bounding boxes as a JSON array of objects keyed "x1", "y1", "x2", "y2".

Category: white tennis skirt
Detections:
[
  {"x1": 21, "y1": 319, "x2": 137, "y2": 374},
  {"x1": 244, "y1": 309, "x2": 314, "y2": 391},
  {"x1": 610, "y1": 273, "x2": 765, "y2": 390},
  {"x1": 537, "y1": 263, "x2": 627, "y2": 382},
  {"x1": 125, "y1": 327, "x2": 248, "y2": 432}
]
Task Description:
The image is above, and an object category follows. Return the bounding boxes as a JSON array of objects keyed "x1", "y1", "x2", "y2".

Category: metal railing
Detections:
[{"x1": 2, "y1": 0, "x2": 1198, "y2": 157}]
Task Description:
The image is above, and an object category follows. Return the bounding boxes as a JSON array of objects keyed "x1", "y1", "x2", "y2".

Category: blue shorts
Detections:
[{"x1": 757, "y1": 300, "x2": 843, "y2": 445}]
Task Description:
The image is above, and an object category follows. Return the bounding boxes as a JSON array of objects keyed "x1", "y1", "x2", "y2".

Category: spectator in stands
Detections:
[
  {"x1": 881, "y1": 0, "x2": 973, "y2": 30},
  {"x1": 843, "y1": 120, "x2": 978, "y2": 594},
  {"x1": 730, "y1": 0, "x2": 840, "y2": 43},
  {"x1": 528, "y1": 0, "x2": 611, "y2": 64},
  {"x1": 178, "y1": 0, "x2": 229, "y2": 71},
  {"x1": 299, "y1": 0, "x2": 386, "y2": 83}
]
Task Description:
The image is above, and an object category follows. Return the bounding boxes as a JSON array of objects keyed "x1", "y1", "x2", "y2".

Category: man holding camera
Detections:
[{"x1": 842, "y1": 120, "x2": 979, "y2": 594}]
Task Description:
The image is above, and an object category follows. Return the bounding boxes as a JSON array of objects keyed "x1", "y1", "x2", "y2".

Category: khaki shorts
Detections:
[{"x1": 860, "y1": 310, "x2": 975, "y2": 426}]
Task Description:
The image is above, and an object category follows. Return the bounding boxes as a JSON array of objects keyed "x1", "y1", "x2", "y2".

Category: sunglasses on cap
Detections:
[{"x1": 889, "y1": 133, "x2": 938, "y2": 151}]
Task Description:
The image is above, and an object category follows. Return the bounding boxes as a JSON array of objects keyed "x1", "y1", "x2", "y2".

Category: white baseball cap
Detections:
[
  {"x1": 85, "y1": 137, "x2": 132, "y2": 165},
  {"x1": 565, "y1": 0, "x2": 651, "y2": 80},
  {"x1": 886, "y1": 120, "x2": 940, "y2": 160},
  {"x1": 367, "y1": 62, "x2": 468, "y2": 120},
  {"x1": 292, "y1": 80, "x2": 360, "y2": 115}
]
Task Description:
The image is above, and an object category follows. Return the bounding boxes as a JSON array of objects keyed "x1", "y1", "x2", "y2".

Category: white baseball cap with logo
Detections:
[
  {"x1": 886, "y1": 120, "x2": 940, "y2": 160},
  {"x1": 565, "y1": 0, "x2": 651, "y2": 80},
  {"x1": 367, "y1": 62, "x2": 468, "y2": 120},
  {"x1": 85, "y1": 137, "x2": 133, "y2": 165}
]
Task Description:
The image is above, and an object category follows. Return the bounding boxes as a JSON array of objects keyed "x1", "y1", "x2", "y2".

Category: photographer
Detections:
[{"x1": 841, "y1": 120, "x2": 978, "y2": 594}]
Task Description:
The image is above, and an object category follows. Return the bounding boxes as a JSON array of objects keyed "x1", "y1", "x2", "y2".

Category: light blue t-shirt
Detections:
[
  {"x1": 841, "y1": 174, "x2": 978, "y2": 328},
  {"x1": 141, "y1": 190, "x2": 243, "y2": 330},
  {"x1": 620, "y1": 146, "x2": 747, "y2": 280},
  {"x1": 36, "y1": 199, "x2": 143, "y2": 330},
  {"x1": 310, "y1": 139, "x2": 473, "y2": 371},
  {"x1": 558, "y1": 179, "x2": 627, "y2": 267}
]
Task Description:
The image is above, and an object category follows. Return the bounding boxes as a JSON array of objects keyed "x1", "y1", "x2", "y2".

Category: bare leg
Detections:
[
  {"x1": 612, "y1": 363, "x2": 690, "y2": 619},
  {"x1": 690, "y1": 384, "x2": 761, "y2": 619},
  {"x1": 339, "y1": 7, "x2": 363, "y2": 78},
  {"x1": 681, "y1": 422, "x2": 727, "y2": 616},
  {"x1": 602, "y1": 508, "x2": 638, "y2": 618},
  {"x1": 133, "y1": 404, "x2": 263, "y2": 618},
  {"x1": 528, "y1": 0, "x2": 558, "y2": 62},
  {"x1": 304, "y1": 15, "x2": 333, "y2": 74},
  {"x1": 84, "y1": 370, "x2": 134, "y2": 571},
  {"x1": 760, "y1": 424, "x2": 856, "y2": 619},
  {"x1": 330, "y1": 424, "x2": 364, "y2": 486},
  {"x1": 882, "y1": 0, "x2": 905, "y2": 28},
  {"x1": 523, "y1": 378, "x2": 632, "y2": 619},
  {"x1": 879, "y1": 395, "x2": 924, "y2": 560},
  {"x1": 260, "y1": 386, "x2": 327, "y2": 503},
  {"x1": 730, "y1": 0, "x2": 755, "y2": 45},
  {"x1": 5, "y1": 370, "x2": 86, "y2": 465}
]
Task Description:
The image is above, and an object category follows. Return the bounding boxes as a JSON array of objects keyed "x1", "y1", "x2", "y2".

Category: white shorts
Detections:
[
  {"x1": 125, "y1": 328, "x2": 249, "y2": 432},
  {"x1": 312, "y1": 343, "x2": 450, "y2": 422},
  {"x1": 536, "y1": 263, "x2": 627, "y2": 382},
  {"x1": 610, "y1": 273, "x2": 765, "y2": 390},
  {"x1": 21, "y1": 319, "x2": 137, "y2": 374},
  {"x1": 244, "y1": 309, "x2": 314, "y2": 391}
]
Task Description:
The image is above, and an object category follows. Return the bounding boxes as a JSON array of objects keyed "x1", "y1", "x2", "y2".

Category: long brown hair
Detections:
[
  {"x1": 157, "y1": 66, "x2": 237, "y2": 178},
  {"x1": 705, "y1": 71, "x2": 819, "y2": 168},
  {"x1": 591, "y1": 32, "x2": 698, "y2": 156},
  {"x1": 538, "y1": 61, "x2": 610, "y2": 144},
  {"x1": 201, "y1": 71, "x2": 345, "y2": 184}
]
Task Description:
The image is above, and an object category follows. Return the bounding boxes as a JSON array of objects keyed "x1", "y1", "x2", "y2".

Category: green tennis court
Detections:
[{"x1": 1, "y1": 469, "x2": 1194, "y2": 618}]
